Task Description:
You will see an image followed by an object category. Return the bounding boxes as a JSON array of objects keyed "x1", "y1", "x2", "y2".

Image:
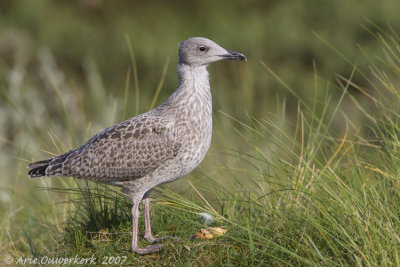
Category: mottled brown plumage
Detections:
[
  {"x1": 28, "y1": 37, "x2": 246, "y2": 254},
  {"x1": 31, "y1": 114, "x2": 180, "y2": 181}
]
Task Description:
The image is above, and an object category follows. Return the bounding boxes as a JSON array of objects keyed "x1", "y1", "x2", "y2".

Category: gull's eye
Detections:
[{"x1": 199, "y1": 46, "x2": 207, "y2": 52}]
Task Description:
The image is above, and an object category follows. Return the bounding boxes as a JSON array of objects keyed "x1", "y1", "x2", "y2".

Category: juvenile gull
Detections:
[{"x1": 28, "y1": 37, "x2": 246, "y2": 254}]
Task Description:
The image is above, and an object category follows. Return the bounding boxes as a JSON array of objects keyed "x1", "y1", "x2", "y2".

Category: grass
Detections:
[{"x1": 1, "y1": 21, "x2": 400, "y2": 266}]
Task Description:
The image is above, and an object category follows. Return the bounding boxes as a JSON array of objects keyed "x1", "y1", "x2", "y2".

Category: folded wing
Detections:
[{"x1": 28, "y1": 114, "x2": 181, "y2": 181}]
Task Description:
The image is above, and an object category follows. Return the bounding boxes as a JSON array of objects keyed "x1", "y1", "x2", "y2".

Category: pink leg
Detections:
[
  {"x1": 131, "y1": 200, "x2": 164, "y2": 254},
  {"x1": 142, "y1": 196, "x2": 179, "y2": 243},
  {"x1": 143, "y1": 197, "x2": 159, "y2": 243}
]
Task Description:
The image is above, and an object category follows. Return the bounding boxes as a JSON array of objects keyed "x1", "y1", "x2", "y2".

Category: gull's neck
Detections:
[
  {"x1": 176, "y1": 63, "x2": 210, "y2": 92},
  {"x1": 160, "y1": 63, "x2": 211, "y2": 110}
]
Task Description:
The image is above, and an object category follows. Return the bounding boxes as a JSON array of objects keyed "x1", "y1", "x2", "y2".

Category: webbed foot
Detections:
[{"x1": 131, "y1": 243, "x2": 164, "y2": 254}]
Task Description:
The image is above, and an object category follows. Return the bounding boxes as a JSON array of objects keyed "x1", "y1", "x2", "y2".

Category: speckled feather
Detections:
[{"x1": 47, "y1": 114, "x2": 181, "y2": 181}]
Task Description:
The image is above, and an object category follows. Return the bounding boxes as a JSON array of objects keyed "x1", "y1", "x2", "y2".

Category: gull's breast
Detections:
[{"x1": 176, "y1": 92, "x2": 213, "y2": 177}]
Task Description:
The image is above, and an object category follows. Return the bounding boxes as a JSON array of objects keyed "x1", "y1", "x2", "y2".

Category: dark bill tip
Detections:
[{"x1": 220, "y1": 50, "x2": 247, "y2": 61}]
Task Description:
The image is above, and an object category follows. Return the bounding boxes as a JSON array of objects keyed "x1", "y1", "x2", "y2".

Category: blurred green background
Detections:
[{"x1": 1, "y1": 0, "x2": 400, "y2": 260}]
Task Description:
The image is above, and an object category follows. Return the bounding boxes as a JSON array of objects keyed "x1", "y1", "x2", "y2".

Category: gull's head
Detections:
[{"x1": 178, "y1": 37, "x2": 246, "y2": 67}]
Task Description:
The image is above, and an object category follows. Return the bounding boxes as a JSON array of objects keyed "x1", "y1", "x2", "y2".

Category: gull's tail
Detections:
[{"x1": 27, "y1": 159, "x2": 51, "y2": 178}]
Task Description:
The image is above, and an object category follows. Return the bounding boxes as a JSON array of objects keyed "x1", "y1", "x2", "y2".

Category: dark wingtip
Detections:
[
  {"x1": 27, "y1": 160, "x2": 50, "y2": 178},
  {"x1": 28, "y1": 165, "x2": 48, "y2": 178},
  {"x1": 27, "y1": 159, "x2": 51, "y2": 169}
]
